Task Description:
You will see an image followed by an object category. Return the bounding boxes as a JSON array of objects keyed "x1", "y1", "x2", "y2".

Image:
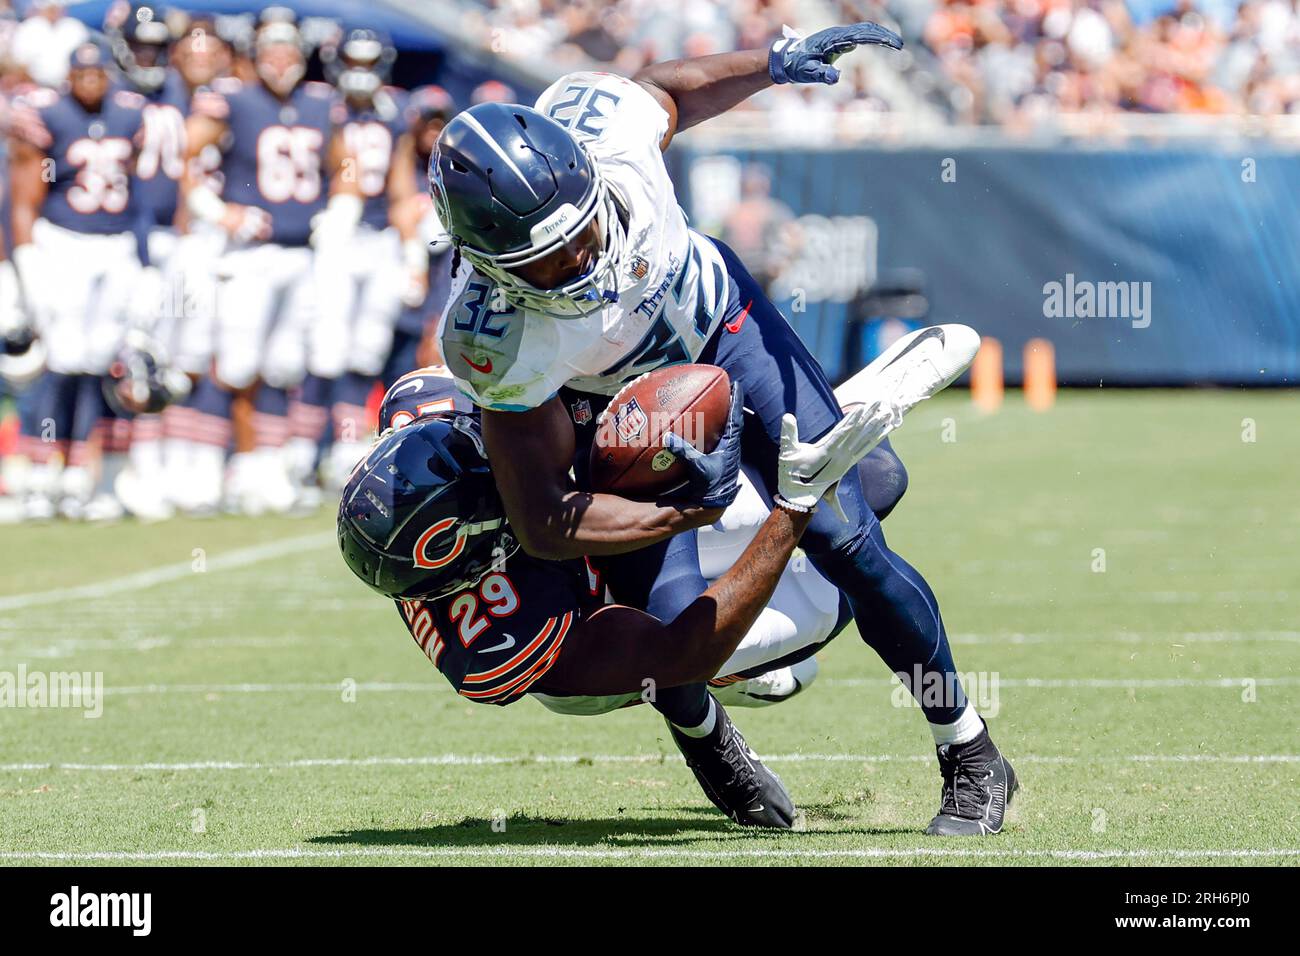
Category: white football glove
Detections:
[{"x1": 775, "y1": 400, "x2": 903, "y2": 520}]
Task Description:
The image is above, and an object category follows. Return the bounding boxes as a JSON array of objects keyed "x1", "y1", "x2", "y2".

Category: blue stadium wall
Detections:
[{"x1": 674, "y1": 144, "x2": 1300, "y2": 386}]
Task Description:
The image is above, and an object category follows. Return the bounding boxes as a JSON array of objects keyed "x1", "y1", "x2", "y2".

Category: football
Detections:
[{"x1": 588, "y1": 364, "x2": 731, "y2": 498}]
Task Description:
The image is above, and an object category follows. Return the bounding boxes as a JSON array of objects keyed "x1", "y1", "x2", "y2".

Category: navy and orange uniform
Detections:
[
  {"x1": 191, "y1": 77, "x2": 336, "y2": 246},
  {"x1": 396, "y1": 551, "x2": 603, "y2": 705},
  {"x1": 334, "y1": 89, "x2": 406, "y2": 231},
  {"x1": 10, "y1": 86, "x2": 144, "y2": 234},
  {"x1": 132, "y1": 69, "x2": 191, "y2": 227}
]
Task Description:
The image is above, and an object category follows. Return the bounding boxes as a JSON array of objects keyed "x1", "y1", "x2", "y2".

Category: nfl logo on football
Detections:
[{"x1": 615, "y1": 397, "x2": 648, "y2": 444}]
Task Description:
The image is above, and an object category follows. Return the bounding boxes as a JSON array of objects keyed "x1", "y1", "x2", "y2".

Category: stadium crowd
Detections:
[{"x1": 469, "y1": 0, "x2": 1300, "y2": 125}]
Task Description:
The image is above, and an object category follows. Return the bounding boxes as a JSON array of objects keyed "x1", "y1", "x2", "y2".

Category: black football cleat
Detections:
[
  {"x1": 668, "y1": 704, "x2": 796, "y2": 829},
  {"x1": 925, "y1": 726, "x2": 1018, "y2": 836}
]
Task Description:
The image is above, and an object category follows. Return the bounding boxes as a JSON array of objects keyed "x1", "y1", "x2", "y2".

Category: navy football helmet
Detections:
[
  {"x1": 104, "y1": 1, "x2": 174, "y2": 93},
  {"x1": 102, "y1": 331, "x2": 192, "y2": 415},
  {"x1": 377, "y1": 365, "x2": 472, "y2": 434},
  {"x1": 429, "y1": 102, "x2": 627, "y2": 316},
  {"x1": 322, "y1": 27, "x2": 396, "y2": 99},
  {"x1": 338, "y1": 413, "x2": 517, "y2": 601}
]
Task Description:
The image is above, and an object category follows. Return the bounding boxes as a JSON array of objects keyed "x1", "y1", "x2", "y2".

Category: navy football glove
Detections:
[
  {"x1": 768, "y1": 22, "x2": 903, "y2": 86},
  {"x1": 663, "y1": 381, "x2": 745, "y2": 511}
]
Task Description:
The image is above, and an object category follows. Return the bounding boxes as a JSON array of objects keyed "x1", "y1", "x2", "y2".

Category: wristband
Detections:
[{"x1": 773, "y1": 493, "x2": 814, "y2": 514}]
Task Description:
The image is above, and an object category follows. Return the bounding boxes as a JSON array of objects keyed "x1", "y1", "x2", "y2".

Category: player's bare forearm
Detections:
[
  {"x1": 541, "y1": 488, "x2": 720, "y2": 559},
  {"x1": 8, "y1": 142, "x2": 46, "y2": 247},
  {"x1": 481, "y1": 398, "x2": 719, "y2": 561},
  {"x1": 533, "y1": 504, "x2": 812, "y2": 695},
  {"x1": 179, "y1": 114, "x2": 223, "y2": 195},
  {"x1": 634, "y1": 49, "x2": 770, "y2": 142}
]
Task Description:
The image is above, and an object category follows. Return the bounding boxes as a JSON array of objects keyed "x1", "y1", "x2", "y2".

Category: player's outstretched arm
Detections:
[
  {"x1": 481, "y1": 395, "x2": 726, "y2": 561},
  {"x1": 633, "y1": 22, "x2": 902, "y2": 147},
  {"x1": 532, "y1": 502, "x2": 814, "y2": 696}
]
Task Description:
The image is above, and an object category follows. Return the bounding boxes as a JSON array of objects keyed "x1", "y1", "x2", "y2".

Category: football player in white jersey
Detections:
[{"x1": 431, "y1": 23, "x2": 1016, "y2": 836}]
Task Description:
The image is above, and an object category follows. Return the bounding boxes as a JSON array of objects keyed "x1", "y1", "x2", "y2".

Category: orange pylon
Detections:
[
  {"x1": 971, "y1": 337, "x2": 1004, "y2": 413},
  {"x1": 1024, "y1": 338, "x2": 1056, "y2": 412}
]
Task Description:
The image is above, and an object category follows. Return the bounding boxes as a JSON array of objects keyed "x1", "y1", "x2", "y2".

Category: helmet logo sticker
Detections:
[{"x1": 413, "y1": 517, "x2": 466, "y2": 570}]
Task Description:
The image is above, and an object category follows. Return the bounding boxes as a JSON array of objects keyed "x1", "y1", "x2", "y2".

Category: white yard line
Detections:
[
  {"x1": 0, "y1": 847, "x2": 1296, "y2": 862},
  {"x1": 0, "y1": 532, "x2": 333, "y2": 613},
  {"x1": 1, "y1": 753, "x2": 1294, "y2": 772},
  {"x1": 68, "y1": 676, "x2": 1298, "y2": 696},
  {"x1": 823, "y1": 677, "x2": 1300, "y2": 689},
  {"x1": 948, "y1": 631, "x2": 1300, "y2": 645}
]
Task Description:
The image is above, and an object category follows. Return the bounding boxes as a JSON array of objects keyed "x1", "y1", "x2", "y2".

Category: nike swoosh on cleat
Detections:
[
  {"x1": 461, "y1": 354, "x2": 493, "y2": 374},
  {"x1": 882, "y1": 326, "x2": 945, "y2": 370}
]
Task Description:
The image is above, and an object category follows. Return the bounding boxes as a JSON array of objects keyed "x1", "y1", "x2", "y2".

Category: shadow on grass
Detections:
[{"x1": 309, "y1": 807, "x2": 916, "y2": 850}]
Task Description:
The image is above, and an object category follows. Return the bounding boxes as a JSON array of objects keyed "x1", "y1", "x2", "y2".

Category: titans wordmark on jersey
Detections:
[
  {"x1": 396, "y1": 551, "x2": 603, "y2": 705},
  {"x1": 439, "y1": 72, "x2": 732, "y2": 412}
]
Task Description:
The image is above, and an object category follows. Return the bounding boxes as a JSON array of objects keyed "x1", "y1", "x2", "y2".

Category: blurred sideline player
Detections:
[
  {"x1": 103, "y1": 4, "x2": 230, "y2": 520},
  {"x1": 179, "y1": 12, "x2": 351, "y2": 515},
  {"x1": 8, "y1": 41, "x2": 144, "y2": 520},
  {"x1": 146, "y1": 18, "x2": 235, "y2": 517},
  {"x1": 386, "y1": 84, "x2": 455, "y2": 384},
  {"x1": 306, "y1": 27, "x2": 408, "y2": 489}
]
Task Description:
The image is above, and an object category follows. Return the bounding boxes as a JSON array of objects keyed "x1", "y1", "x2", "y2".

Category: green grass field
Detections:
[{"x1": 1, "y1": 390, "x2": 1297, "y2": 866}]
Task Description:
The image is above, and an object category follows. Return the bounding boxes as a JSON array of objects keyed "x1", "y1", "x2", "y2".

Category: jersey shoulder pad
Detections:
[
  {"x1": 7, "y1": 93, "x2": 54, "y2": 148},
  {"x1": 535, "y1": 71, "x2": 668, "y2": 162},
  {"x1": 20, "y1": 87, "x2": 60, "y2": 110},
  {"x1": 304, "y1": 80, "x2": 336, "y2": 100},
  {"x1": 438, "y1": 271, "x2": 562, "y2": 412}
]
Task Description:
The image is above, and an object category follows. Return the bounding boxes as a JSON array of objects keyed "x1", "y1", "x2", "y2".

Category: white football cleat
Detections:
[
  {"x1": 834, "y1": 324, "x2": 980, "y2": 414},
  {"x1": 710, "y1": 657, "x2": 819, "y2": 709}
]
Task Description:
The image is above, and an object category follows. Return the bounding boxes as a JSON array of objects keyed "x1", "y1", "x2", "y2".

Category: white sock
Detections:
[
  {"x1": 129, "y1": 438, "x2": 163, "y2": 478},
  {"x1": 929, "y1": 702, "x2": 984, "y2": 747},
  {"x1": 673, "y1": 696, "x2": 718, "y2": 738}
]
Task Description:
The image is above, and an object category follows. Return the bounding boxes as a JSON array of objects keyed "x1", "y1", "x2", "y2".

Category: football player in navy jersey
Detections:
[
  {"x1": 343, "y1": 375, "x2": 905, "y2": 827},
  {"x1": 124, "y1": 16, "x2": 235, "y2": 518},
  {"x1": 8, "y1": 41, "x2": 145, "y2": 520},
  {"x1": 178, "y1": 14, "x2": 353, "y2": 515},
  {"x1": 304, "y1": 27, "x2": 413, "y2": 490},
  {"x1": 98, "y1": 3, "x2": 205, "y2": 520},
  {"x1": 385, "y1": 85, "x2": 455, "y2": 384}
]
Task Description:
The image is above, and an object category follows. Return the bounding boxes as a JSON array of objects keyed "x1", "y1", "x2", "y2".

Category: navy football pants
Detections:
[{"x1": 592, "y1": 239, "x2": 966, "y2": 725}]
